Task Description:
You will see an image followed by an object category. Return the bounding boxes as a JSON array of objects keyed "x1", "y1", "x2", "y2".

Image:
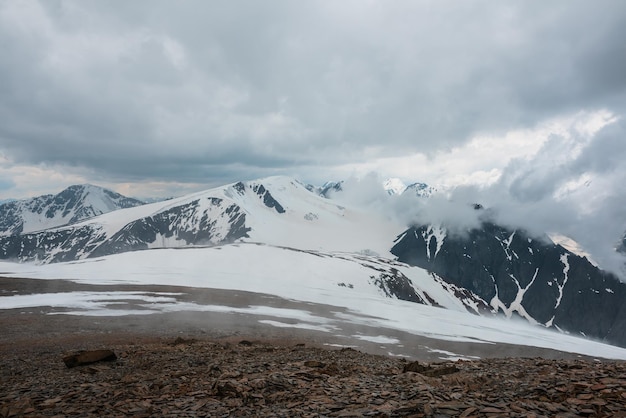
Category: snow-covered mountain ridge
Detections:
[
  {"x1": 0, "y1": 176, "x2": 403, "y2": 263},
  {"x1": 2, "y1": 175, "x2": 626, "y2": 350},
  {"x1": 0, "y1": 184, "x2": 144, "y2": 236}
]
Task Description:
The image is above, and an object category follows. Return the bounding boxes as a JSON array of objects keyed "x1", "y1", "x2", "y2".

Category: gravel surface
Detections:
[{"x1": 1, "y1": 336, "x2": 626, "y2": 417}]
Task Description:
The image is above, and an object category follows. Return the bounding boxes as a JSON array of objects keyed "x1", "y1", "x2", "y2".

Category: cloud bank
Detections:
[{"x1": 335, "y1": 116, "x2": 626, "y2": 278}]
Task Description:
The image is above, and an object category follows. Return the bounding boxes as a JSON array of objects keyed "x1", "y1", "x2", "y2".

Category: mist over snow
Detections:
[
  {"x1": 324, "y1": 173, "x2": 392, "y2": 214},
  {"x1": 327, "y1": 114, "x2": 626, "y2": 279}
]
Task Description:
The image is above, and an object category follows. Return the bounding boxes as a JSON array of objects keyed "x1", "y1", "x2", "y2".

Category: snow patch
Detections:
[
  {"x1": 546, "y1": 253, "x2": 571, "y2": 327},
  {"x1": 258, "y1": 320, "x2": 336, "y2": 332},
  {"x1": 422, "y1": 225, "x2": 446, "y2": 260},
  {"x1": 353, "y1": 335, "x2": 400, "y2": 344},
  {"x1": 495, "y1": 231, "x2": 518, "y2": 261},
  {"x1": 548, "y1": 233, "x2": 598, "y2": 266},
  {"x1": 490, "y1": 268, "x2": 540, "y2": 324},
  {"x1": 426, "y1": 348, "x2": 481, "y2": 361}
]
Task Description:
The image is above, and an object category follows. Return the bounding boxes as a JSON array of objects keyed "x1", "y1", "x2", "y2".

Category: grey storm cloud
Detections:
[{"x1": 1, "y1": 0, "x2": 626, "y2": 184}]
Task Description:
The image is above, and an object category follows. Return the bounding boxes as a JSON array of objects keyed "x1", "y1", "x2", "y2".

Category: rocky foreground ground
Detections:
[{"x1": 1, "y1": 335, "x2": 626, "y2": 418}]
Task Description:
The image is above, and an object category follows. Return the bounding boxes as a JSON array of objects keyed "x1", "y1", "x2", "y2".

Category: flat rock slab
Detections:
[
  {"x1": 403, "y1": 360, "x2": 459, "y2": 377},
  {"x1": 62, "y1": 349, "x2": 117, "y2": 368}
]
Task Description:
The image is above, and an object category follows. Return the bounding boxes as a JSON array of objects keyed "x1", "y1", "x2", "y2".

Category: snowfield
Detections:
[{"x1": 2, "y1": 243, "x2": 626, "y2": 360}]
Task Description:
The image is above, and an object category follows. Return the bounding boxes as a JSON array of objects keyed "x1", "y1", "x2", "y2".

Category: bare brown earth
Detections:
[{"x1": 1, "y1": 277, "x2": 626, "y2": 417}]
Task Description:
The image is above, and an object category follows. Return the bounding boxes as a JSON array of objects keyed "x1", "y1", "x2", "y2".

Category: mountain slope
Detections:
[
  {"x1": 0, "y1": 185, "x2": 144, "y2": 236},
  {"x1": 0, "y1": 243, "x2": 491, "y2": 314},
  {"x1": 391, "y1": 222, "x2": 626, "y2": 347}
]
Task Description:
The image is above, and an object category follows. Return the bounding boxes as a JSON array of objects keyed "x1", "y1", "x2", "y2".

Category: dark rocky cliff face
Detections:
[{"x1": 391, "y1": 222, "x2": 626, "y2": 347}]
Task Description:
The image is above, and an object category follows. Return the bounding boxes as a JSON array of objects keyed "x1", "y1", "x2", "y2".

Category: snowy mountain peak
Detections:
[
  {"x1": 227, "y1": 178, "x2": 288, "y2": 214},
  {"x1": 404, "y1": 182, "x2": 436, "y2": 198},
  {"x1": 56, "y1": 184, "x2": 143, "y2": 214},
  {"x1": 307, "y1": 178, "x2": 436, "y2": 198},
  {"x1": 304, "y1": 180, "x2": 346, "y2": 198},
  {"x1": 0, "y1": 184, "x2": 144, "y2": 236},
  {"x1": 383, "y1": 178, "x2": 407, "y2": 195}
]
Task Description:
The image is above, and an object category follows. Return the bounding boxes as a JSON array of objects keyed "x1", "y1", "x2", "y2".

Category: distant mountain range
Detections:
[
  {"x1": 306, "y1": 178, "x2": 436, "y2": 198},
  {"x1": 305, "y1": 181, "x2": 344, "y2": 198},
  {"x1": 383, "y1": 178, "x2": 436, "y2": 197},
  {"x1": 0, "y1": 185, "x2": 144, "y2": 236},
  {"x1": 1, "y1": 176, "x2": 625, "y2": 349}
]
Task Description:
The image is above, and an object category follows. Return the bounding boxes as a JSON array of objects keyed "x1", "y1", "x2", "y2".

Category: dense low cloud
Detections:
[
  {"x1": 1, "y1": 1, "x2": 625, "y2": 191},
  {"x1": 420, "y1": 118, "x2": 626, "y2": 278}
]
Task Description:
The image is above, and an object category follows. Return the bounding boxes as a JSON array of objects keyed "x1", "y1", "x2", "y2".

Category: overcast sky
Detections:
[
  {"x1": 1, "y1": 1, "x2": 626, "y2": 270},
  {"x1": 0, "y1": 0, "x2": 623, "y2": 195}
]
